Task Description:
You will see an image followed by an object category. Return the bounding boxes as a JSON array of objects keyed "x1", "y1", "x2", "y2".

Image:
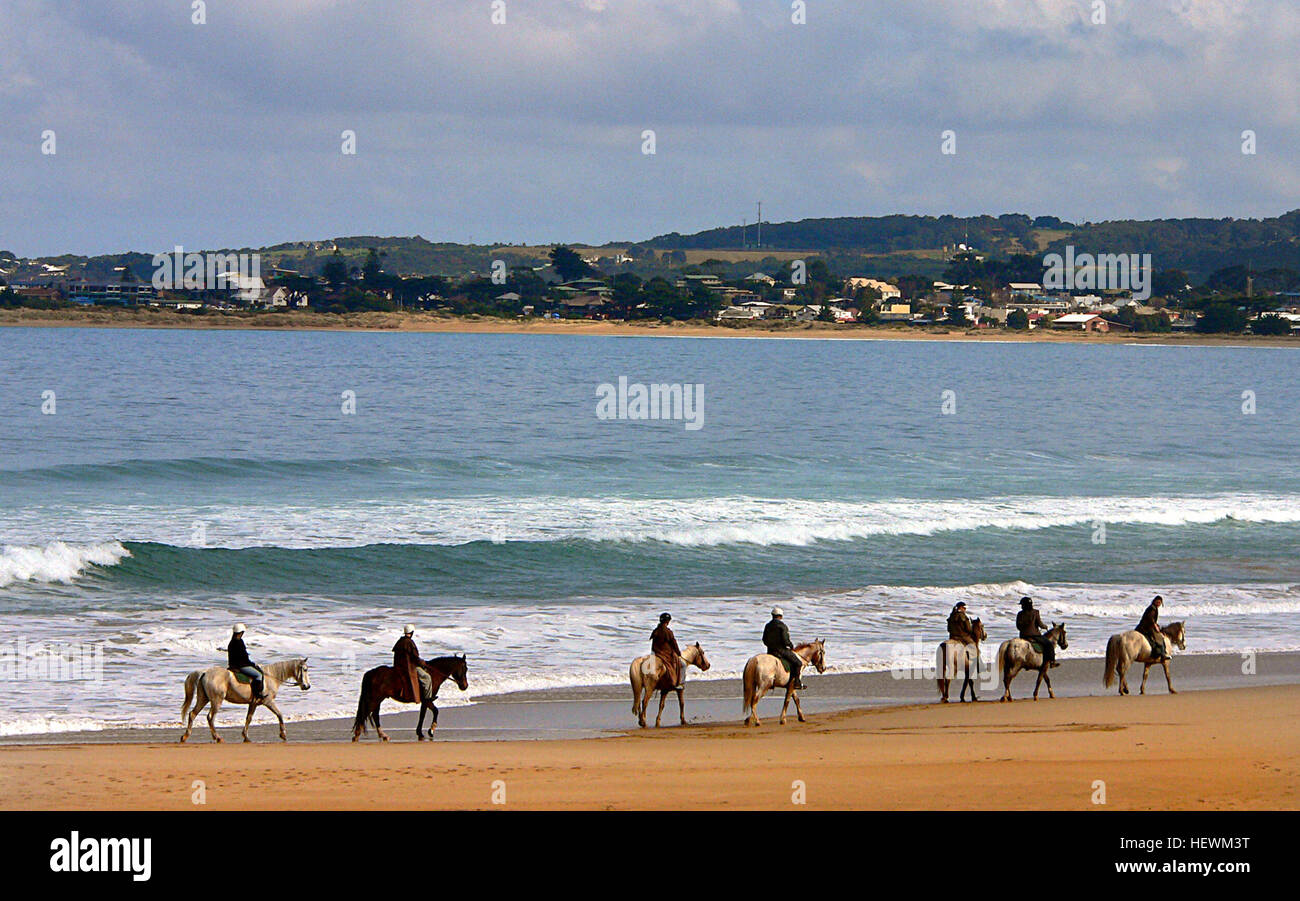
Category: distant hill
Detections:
[
  {"x1": 7, "y1": 211, "x2": 1298, "y2": 285},
  {"x1": 641, "y1": 211, "x2": 1300, "y2": 280}
]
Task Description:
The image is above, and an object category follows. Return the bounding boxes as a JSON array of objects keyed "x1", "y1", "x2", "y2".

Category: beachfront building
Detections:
[
  {"x1": 844, "y1": 277, "x2": 901, "y2": 301},
  {"x1": 1049, "y1": 313, "x2": 1127, "y2": 333}
]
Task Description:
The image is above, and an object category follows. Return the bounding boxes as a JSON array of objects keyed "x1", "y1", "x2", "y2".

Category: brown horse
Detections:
[{"x1": 351, "y1": 654, "x2": 469, "y2": 741}]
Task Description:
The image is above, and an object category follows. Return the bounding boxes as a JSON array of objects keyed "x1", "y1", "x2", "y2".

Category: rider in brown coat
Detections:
[
  {"x1": 1016, "y1": 596, "x2": 1057, "y2": 666},
  {"x1": 947, "y1": 602, "x2": 974, "y2": 643},
  {"x1": 1136, "y1": 595, "x2": 1168, "y2": 660},
  {"x1": 392, "y1": 624, "x2": 425, "y2": 704},
  {"x1": 650, "y1": 613, "x2": 684, "y2": 690}
]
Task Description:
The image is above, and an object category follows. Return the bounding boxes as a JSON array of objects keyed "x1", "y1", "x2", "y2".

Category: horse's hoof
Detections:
[
  {"x1": 1169, "y1": 689, "x2": 1177, "y2": 694},
  {"x1": 214, "y1": 737, "x2": 224, "y2": 743},
  {"x1": 351, "y1": 736, "x2": 359, "y2": 742},
  {"x1": 380, "y1": 735, "x2": 389, "y2": 742},
  {"x1": 417, "y1": 733, "x2": 425, "y2": 741}
]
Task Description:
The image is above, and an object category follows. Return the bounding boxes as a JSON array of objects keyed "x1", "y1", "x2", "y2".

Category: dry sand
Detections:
[{"x1": 2, "y1": 684, "x2": 1295, "y2": 811}]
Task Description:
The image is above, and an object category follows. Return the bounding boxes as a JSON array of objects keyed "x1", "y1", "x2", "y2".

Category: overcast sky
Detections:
[{"x1": 1, "y1": 0, "x2": 1296, "y2": 257}]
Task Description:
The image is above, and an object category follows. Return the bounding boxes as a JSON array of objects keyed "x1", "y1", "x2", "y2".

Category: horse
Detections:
[
  {"x1": 629, "y1": 641, "x2": 712, "y2": 728},
  {"x1": 1103, "y1": 621, "x2": 1186, "y2": 696},
  {"x1": 180, "y1": 657, "x2": 311, "y2": 743},
  {"x1": 742, "y1": 639, "x2": 826, "y2": 726},
  {"x1": 351, "y1": 654, "x2": 469, "y2": 741},
  {"x1": 937, "y1": 618, "x2": 987, "y2": 702},
  {"x1": 994, "y1": 623, "x2": 1068, "y2": 702}
]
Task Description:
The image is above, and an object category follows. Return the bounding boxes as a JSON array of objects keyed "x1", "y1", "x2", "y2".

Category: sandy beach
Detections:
[
  {"x1": 3, "y1": 661, "x2": 1296, "y2": 811},
  {"x1": 1, "y1": 306, "x2": 1295, "y2": 346}
]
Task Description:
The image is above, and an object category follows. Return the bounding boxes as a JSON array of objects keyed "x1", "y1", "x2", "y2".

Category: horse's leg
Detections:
[
  {"x1": 1140, "y1": 662, "x2": 1151, "y2": 695},
  {"x1": 792, "y1": 688, "x2": 805, "y2": 723},
  {"x1": 427, "y1": 702, "x2": 438, "y2": 737},
  {"x1": 1042, "y1": 668, "x2": 1054, "y2": 699},
  {"x1": 262, "y1": 698, "x2": 287, "y2": 741},
  {"x1": 1162, "y1": 659, "x2": 1176, "y2": 694},
  {"x1": 374, "y1": 699, "x2": 388, "y2": 742},
  {"x1": 1118, "y1": 653, "x2": 1130, "y2": 695},
  {"x1": 749, "y1": 685, "x2": 765, "y2": 727},
  {"x1": 416, "y1": 703, "x2": 426, "y2": 741},
  {"x1": 676, "y1": 687, "x2": 686, "y2": 726},
  {"x1": 1032, "y1": 667, "x2": 1044, "y2": 700},
  {"x1": 655, "y1": 690, "x2": 667, "y2": 728},
  {"x1": 242, "y1": 701, "x2": 256, "y2": 742},
  {"x1": 938, "y1": 678, "x2": 949, "y2": 702},
  {"x1": 638, "y1": 683, "x2": 652, "y2": 728},
  {"x1": 207, "y1": 698, "x2": 223, "y2": 742},
  {"x1": 780, "y1": 684, "x2": 793, "y2": 725},
  {"x1": 182, "y1": 692, "x2": 206, "y2": 743},
  {"x1": 1001, "y1": 663, "x2": 1015, "y2": 702}
]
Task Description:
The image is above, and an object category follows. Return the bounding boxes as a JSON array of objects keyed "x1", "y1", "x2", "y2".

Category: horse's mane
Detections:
[
  {"x1": 1162, "y1": 620, "x2": 1185, "y2": 637},
  {"x1": 262, "y1": 657, "x2": 305, "y2": 680},
  {"x1": 793, "y1": 641, "x2": 822, "y2": 653},
  {"x1": 427, "y1": 655, "x2": 465, "y2": 671}
]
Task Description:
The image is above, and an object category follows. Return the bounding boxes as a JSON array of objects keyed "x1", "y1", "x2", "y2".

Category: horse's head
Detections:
[
  {"x1": 1050, "y1": 622, "x2": 1068, "y2": 651},
  {"x1": 809, "y1": 639, "x2": 827, "y2": 673},
  {"x1": 1165, "y1": 621, "x2": 1186, "y2": 651},
  {"x1": 449, "y1": 654, "x2": 469, "y2": 691},
  {"x1": 296, "y1": 657, "x2": 312, "y2": 690},
  {"x1": 971, "y1": 618, "x2": 987, "y2": 643},
  {"x1": 690, "y1": 642, "x2": 711, "y2": 672}
]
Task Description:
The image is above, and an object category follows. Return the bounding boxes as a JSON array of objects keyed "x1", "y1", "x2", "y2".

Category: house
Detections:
[
  {"x1": 215, "y1": 272, "x2": 268, "y2": 305},
  {"x1": 844, "y1": 277, "x2": 901, "y2": 301},
  {"x1": 1049, "y1": 313, "x2": 1128, "y2": 333},
  {"x1": 745, "y1": 272, "x2": 776, "y2": 286},
  {"x1": 716, "y1": 305, "x2": 762, "y2": 321},
  {"x1": 877, "y1": 303, "x2": 912, "y2": 322},
  {"x1": 795, "y1": 304, "x2": 855, "y2": 323},
  {"x1": 563, "y1": 294, "x2": 607, "y2": 315},
  {"x1": 1008, "y1": 282, "x2": 1042, "y2": 297}
]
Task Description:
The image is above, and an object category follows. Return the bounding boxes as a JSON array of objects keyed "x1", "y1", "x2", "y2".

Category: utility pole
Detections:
[{"x1": 756, "y1": 201, "x2": 762, "y2": 248}]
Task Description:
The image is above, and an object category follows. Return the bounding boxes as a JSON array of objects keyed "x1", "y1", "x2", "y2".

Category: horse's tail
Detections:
[
  {"x1": 936, "y1": 642, "x2": 948, "y2": 691},
  {"x1": 181, "y1": 671, "x2": 198, "y2": 723},
  {"x1": 629, "y1": 660, "x2": 642, "y2": 713},
  {"x1": 994, "y1": 643, "x2": 1006, "y2": 681},
  {"x1": 1103, "y1": 635, "x2": 1120, "y2": 688},
  {"x1": 352, "y1": 670, "x2": 371, "y2": 736},
  {"x1": 742, "y1": 658, "x2": 755, "y2": 712}
]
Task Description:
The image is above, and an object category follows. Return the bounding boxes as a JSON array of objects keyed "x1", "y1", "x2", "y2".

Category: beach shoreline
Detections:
[
  {"x1": 1, "y1": 307, "x2": 1296, "y2": 347},
  {"x1": 2, "y1": 680, "x2": 1295, "y2": 811}
]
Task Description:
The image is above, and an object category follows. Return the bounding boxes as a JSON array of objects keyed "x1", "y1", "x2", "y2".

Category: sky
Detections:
[{"x1": 1, "y1": 0, "x2": 1296, "y2": 257}]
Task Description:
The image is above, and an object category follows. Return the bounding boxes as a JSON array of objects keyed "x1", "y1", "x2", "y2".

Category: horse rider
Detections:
[
  {"x1": 1136, "y1": 595, "x2": 1169, "y2": 661},
  {"x1": 650, "y1": 612, "x2": 685, "y2": 690},
  {"x1": 393, "y1": 624, "x2": 433, "y2": 704},
  {"x1": 947, "y1": 601, "x2": 975, "y2": 643},
  {"x1": 224, "y1": 623, "x2": 266, "y2": 700},
  {"x1": 1016, "y1": 597, "x2": 1057, "y2": 667},
  {"x1": 764, "y1": 607, "x2": 805, "y2": 690}
]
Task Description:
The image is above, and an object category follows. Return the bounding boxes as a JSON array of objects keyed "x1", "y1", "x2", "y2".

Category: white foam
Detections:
[
  {"x1": 4, "y1": 492, "x2": 1300, "y2": 551},
  {"x1": 0, "y1": 541, "x2": 130, "y2": 587}
]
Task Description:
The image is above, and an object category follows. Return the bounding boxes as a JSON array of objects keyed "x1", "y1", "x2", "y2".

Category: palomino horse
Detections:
[
  {"x1": 937, "y1": 618, "x2": 987, "y2": 702},
  {"x1": 629, "y1": 641, "x2": 712, "y2": 728},
  {"x1": 352, "y1": 654, "x2": 469, "y2": 741},
  {"x1": 1104, "y1": 621, "x2": 1186, "y2": 696},
  {"x1": 994, "y1": 623, "x2": 1068, "y2": 701},
  {"x1": 180, "y1": 657, "x2": 311, "y2": 743},
  {"x1": 742, "y1": 639, "x2": 826, "y2": 726}
]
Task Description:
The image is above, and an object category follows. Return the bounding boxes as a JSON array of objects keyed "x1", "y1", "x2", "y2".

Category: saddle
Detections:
[{"x1": 230, "y1": 669, "x2": 253, "y2": 684}]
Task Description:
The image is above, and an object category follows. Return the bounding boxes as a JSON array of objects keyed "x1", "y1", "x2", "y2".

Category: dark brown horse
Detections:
[{"x1": 351, "y1": 654, "x2": 469, "y2": 741}]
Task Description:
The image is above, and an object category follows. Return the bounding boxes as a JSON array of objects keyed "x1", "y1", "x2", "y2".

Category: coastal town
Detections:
[{"x1": 2, "y1": 236, "x2": 1298, "y2": 336}]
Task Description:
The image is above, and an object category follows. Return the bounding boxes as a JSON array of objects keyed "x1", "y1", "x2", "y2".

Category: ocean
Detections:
[{"x1": 1, "y1": 326, "x2": 1298, "y2": 734}]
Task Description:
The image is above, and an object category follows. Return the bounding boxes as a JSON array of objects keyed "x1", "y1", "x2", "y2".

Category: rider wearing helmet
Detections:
[
  {"x1": 394, "y1": 624, "x2": 433, "y2": 703},
  {"x1": 650, "y1": 612, "x2": 685, "y2": 690},
  {"x1": 763, "y1": 607, "x2": 805, "y2": 690},
  {"x1": 225, "y1": 623, "x2": 266, "y2": 699},
  {"x1": 1016, "y1": 597, "x2": 1057, "y2": 667}
]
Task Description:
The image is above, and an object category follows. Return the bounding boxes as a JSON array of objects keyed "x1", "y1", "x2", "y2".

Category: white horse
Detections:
[
  {"x1": 994, "y1": 623, "x2": 1068, "y2": 701},
  {"x1": 629, "y1": 642, "x2": 712, "y2": 728},
  {"x1": 742, "y1": 639, "x2": 826, "y2": 726},
  {"x1": 180, "y1": 657, "x2": 311, "y2": 743},
  {"x1": 1104, "y1": 621, "x2": 1186, "y2": 696},
  {"x1": 937, "y1": 618, "x2": 986, "y2": 702}
]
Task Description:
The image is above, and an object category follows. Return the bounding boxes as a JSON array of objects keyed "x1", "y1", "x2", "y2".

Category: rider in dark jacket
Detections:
[
  {"x1": 1016, "y1": 597, "x2": 1056, "y2": 666},
  {"x1": 763, "y1": 607, "x2": 804, "y2": 690},
  {"x1": 1136, "y1": 595, "x2": 1168, "y2": 660},
  {"x1": 225, "y1": 623, "x2": 265, "y2": 699}
]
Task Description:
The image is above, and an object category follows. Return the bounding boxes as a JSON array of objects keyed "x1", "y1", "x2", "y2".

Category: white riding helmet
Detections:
[
  {"x1": 232, "y1": 623, "x2": 246, "y2": 635},
  {"x1": 771, "y1": 607, "x2": 783, "y2": 618},
  {"x1": 403, "y1": 624, "x2": 415, "y2": 636}
]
